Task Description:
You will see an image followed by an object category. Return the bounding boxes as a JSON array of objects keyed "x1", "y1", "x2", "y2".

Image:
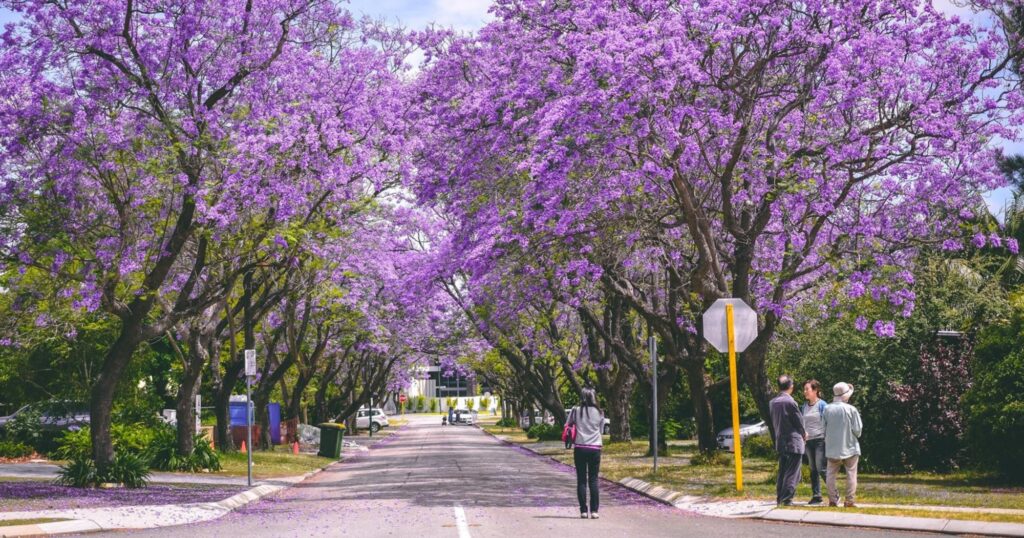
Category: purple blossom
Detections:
[
  {"x1": 873, "y1": 320, "x2": 896, "y2": 338},
  {"x1": 972, "y1": 233, "x2": 987, "y2": 249}
]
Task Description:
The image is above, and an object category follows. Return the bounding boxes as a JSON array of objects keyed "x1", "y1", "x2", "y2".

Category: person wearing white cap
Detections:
[{"x1": 822, "y1": 381, "x2": 862, "y2": 507}]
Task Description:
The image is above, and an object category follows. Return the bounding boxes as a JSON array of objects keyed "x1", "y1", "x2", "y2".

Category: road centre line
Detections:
[{"x1": 453, "y1": 505, "x2": 472, "y2": 538}]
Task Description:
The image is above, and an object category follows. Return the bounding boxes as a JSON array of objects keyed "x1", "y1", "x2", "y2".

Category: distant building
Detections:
[{"x1": 407, "y1": 365, "x2": 478, "y2": 399}]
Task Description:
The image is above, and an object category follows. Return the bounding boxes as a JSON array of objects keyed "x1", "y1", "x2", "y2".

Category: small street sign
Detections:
[
  {"x1": 399, "y1": 394, "x2": 407, "y2": 403},
  {"x1": 244, "y1": 349, "x2": 257, "y2": 377}
]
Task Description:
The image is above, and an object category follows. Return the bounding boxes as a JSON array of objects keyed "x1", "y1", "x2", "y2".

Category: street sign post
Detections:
[
  {"x1": 195, "y1": 394, "x2": 201, "y2": 435},
  {"x1": 244, "y1": 348, "x2": 256, "y2": 487},
  {"x1": 702, "y1": 298, "x2": 758, "y2": 492}
]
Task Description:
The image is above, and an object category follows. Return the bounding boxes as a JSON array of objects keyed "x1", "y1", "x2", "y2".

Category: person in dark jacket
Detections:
[{"x1": 769, "y1": 374, "x2": 806, "y2": 506}]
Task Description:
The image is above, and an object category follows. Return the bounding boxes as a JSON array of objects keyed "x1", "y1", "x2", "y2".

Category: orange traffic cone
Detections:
[
  {"x1": 292, "y1": 441, "x2": 299, "y2": 455},
  {"x1": 240, "y1": 440, "x2": 247, "y2": 453}
]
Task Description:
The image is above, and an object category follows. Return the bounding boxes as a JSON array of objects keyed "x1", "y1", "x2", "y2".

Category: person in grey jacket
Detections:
[
  {"x1": 823, "y1": 382, "x2": 863, "y2": 507},
  {"x1": 566, "y1": 388, "x2": 604, "y2": 519},
  {"x1": 769, "y1": 374, "x2": 806, "y2": 506}
]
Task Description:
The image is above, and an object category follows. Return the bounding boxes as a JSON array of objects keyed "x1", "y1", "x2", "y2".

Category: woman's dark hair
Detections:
[
  {"x1": 804, "y1": 379, "x2": 822, "y2": 399},
  {"x1": 579, "y1": 388, "x2": 602, "y2": 416}
]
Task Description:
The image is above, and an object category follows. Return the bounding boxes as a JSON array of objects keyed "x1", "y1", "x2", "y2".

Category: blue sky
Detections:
[
  {"x1": 0, "y1": 1, "x2": 1018, "y2": 212},
  {"x1": 346, "y1": 0, "x2": 491, "y2": 31}
]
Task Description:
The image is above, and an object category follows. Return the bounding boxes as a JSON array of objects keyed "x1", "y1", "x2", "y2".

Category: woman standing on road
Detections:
[{"x1": 567, "y1": 388, "x2": 604, "y2": 519}]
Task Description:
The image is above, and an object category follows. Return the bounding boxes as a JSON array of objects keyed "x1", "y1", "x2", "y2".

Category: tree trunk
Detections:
[
  {"x1": 214, "y1": 359, "x2": 245, "y2": 451},
  {"x1": 742, "y1": 328, "x2": 776, "y2": 436},
  {"x1": 90, "y1": 324, "x2": 143, "y2": 472},
  {"x1": 175, "y1": 370, "x2": 202, "y2": 457},
  {"x1": 255, "y1": 392, "x2": 272, "y2": 450},
  {"x1": 175, "y1": 329, "x2": 210, "y2": 457},
  {"x1": 684, "y1": 360, "x2": 716, "y2": 452},
  {"x1": 605, "y1": 375, "x2": 634, "y2": 442}
]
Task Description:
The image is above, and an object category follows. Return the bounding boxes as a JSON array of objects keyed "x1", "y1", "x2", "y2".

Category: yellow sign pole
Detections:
[{"x1": 726, "y1": 303, "x2": 744, "y2": 491}]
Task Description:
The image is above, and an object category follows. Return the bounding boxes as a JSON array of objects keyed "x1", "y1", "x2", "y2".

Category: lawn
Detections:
[
  {"x1": 782, "y1": 505, "x2": 1024, "y2": 524},
  {"x1": 483, "y1": 428, "x2": 1024, "y2": 511},
  {"x1": 0, "y1": 518, "x2": 71, "y2": 527},
  {"x1": 217, "y1": 446, "x2": 336, "y2": 478}
]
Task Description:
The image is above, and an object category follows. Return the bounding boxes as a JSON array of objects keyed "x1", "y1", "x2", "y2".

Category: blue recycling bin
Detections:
[{"x1": 229, "y1": 401, "x2": 252, "y2": 426}]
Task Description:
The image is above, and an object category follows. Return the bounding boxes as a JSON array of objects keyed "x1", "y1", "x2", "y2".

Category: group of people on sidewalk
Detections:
[
  {"x1": 771, "y1": 375, "x2": 863, "y2": 508},
  {"x1": 563, "y1": 375, "x2": 862, "y2": 519}
]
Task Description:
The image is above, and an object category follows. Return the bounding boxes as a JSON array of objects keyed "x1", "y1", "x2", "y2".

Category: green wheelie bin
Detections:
[{"x1": 318, "y1": 423, "x2": 345, "y2": 458}]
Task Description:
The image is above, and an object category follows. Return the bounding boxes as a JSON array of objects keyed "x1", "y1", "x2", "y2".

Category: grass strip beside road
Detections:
[
  {"x1": 482, "y1": 424, "x2": 1024, "y2": 511},
  {"x1": 781, "y1": 505, "x2": 1024, "y2": 524},
  {"x1": 0, "y1": 518, "x2": 70, "y2": 527},
  {"x1": 217, "y1": 447, "x2": 335, "y2": 478}
]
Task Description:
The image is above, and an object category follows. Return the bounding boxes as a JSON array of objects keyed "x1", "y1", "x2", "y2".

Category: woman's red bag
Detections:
[{"x1": 562, "y1": 409, "x2": 576, "y2": 448}]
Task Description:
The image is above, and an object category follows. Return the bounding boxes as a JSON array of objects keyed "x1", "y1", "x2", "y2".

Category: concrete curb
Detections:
[
  {"x1": 617, "y1": 475, "x2": 1024, "y2": 537},
  {"x1": 475, "y1": 425, "x2": 1024, "y2": 537}
]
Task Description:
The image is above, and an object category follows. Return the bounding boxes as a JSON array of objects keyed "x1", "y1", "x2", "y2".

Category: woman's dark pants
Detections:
[
  {"x1": 573, "y1": 448, "x2": 601, "y2": 513},
  {"x1": 806, "y1": 438, "x2": 827, "y2": 499}
]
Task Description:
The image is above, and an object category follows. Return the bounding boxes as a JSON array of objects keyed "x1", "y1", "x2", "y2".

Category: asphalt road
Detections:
[{"x1": 103, "y1": 415, "x2": 944, "y2": 537}]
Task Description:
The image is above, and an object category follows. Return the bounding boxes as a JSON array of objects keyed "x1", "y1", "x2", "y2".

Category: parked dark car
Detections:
[{"x1": 0, "y1": 401, "x2": 90, "y2": 433}]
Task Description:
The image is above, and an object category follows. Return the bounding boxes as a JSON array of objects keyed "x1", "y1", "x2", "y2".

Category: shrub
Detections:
[
  {"x1": 965, "y1": 315, "x2": 1024, "y2": 480},
  {"x1": 56, "y1": 457, "x2": 98, "y2": 488},
  {"x1": 467, "y1": 399, "x2": 476, "y2": 411},
  {"x1": 53, "y1": 428, "x2": 92, "y2": 461},
  {"x1": 447, "y1": 397, "x2": 457, "y2": 409},
  {"x1": 56, "y1": 452, "x2": 150, "y2": 488},
  {"x1": 54, "y1": 423, "x2": 159, "y2": 462},
  {"x1": 742, "y1": 434, "x2": 776, "y2": 459},
  {"x1": 147, "y1": 425, "x2": 221, "y2": 472},
  {"x1": 111, "y1": 423, "x2": 157, "y2": 456},
  {"x1": 416, "y1": 395, "x2": 426, "y2": 412},
  {"x1": 0, "y1": 440, "x2": 33, "y2": 458},
  {"x1": 188, "y1": 434, "x2": 222, "y2": 472},
  {"x1": 429, "y1": 399, "x2": 437, "y2": 413},
  {"x1": 496, "y1": 417, "x2": 517, "y2": 427},
  {"x1": 480, "y1": 397, "x2": 491, "y2": 411},
  {"x1": 526, "y1": 423, "x2": 561, "y2": 441},
  {"x1": 4, "y1": 406, "x2": 44, "y2": 448},
  {"x1": 107, "y1": 451, "x2": 150, "y2": 488}
]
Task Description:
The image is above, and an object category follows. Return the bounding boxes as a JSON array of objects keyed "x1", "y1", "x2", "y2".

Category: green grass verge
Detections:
[
  {"x1": 782, "y1": 506, "x2": 1024, "y2": 524},
  {"x1": 488, "y1": 431, "x2": 1024, "y2": 511},
  {"x1": 217, "y1": 446, "x2": 335, "y2": 478},
  {"x1": 0, "y1": 518, "x2": 71, "y2": 527}
]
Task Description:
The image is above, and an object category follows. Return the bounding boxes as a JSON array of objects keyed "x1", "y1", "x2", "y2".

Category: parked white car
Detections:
[
  {"x1": 355, "y1": 408, "x2": 389, "y2": 433},
  {"x1": 716, "y1": 420, "x2": 769, "y2": 451},
  {"x1": 450, "y1": 409, "x2": 474, "y2": 425}
]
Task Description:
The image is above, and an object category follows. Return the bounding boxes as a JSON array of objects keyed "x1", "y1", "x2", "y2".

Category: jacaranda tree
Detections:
[
  {"x1": 0, "y1": 0, "x2": 406, "y2": 470},
  {"x1": 413, "y1": 0, "x2": 1023, "y2": 450}
]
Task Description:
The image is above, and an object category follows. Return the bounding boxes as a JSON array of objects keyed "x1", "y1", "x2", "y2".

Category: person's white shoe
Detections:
[
  {"x1": 590, "y1": 513, "x2": 599, "y2": 519},
  {"x1": 580, "y1": 512, "x2": 588, "y2": 519}
]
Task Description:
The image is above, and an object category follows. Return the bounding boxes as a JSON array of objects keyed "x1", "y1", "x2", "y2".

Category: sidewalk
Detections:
[
  {"x1": 482, "y1": 427, "x2": 1024, "y2": 537},
  {"x1": 0, "y1": 433, "x2": 393, "y2": 537},
  {"x1": 0, "y1": 472, "x2": 309, "y2": 537}
]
